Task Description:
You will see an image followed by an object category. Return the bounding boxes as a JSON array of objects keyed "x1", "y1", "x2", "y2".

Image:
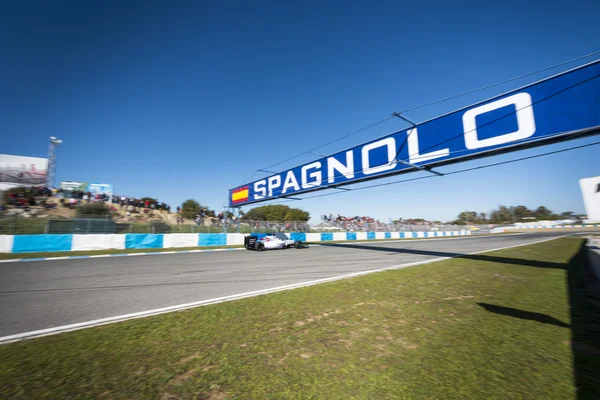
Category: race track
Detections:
[{"x1": 0, "y1": 233, "x2": 574, "y2": 338}]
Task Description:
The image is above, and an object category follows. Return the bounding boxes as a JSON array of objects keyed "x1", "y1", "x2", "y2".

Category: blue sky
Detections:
[{"x1": 2, "y1": 1, "x2": 599, "y2": 223}]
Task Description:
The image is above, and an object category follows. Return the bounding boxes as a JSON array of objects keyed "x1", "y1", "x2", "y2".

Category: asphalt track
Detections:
[{"x1": 0, "y1": 233, "x2": 573, "y2": 338}]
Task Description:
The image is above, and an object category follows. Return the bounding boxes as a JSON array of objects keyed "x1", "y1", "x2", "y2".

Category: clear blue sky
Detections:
[{"x1": 2, "y1": 1, "x2": 599, "y2": 223}]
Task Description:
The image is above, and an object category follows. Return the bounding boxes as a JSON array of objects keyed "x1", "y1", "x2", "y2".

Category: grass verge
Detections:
[{"x1": 1, "y1": 237, "x2": 599, "y2": 399}]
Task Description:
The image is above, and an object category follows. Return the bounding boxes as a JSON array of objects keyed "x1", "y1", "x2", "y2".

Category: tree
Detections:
[
  {"x1": 180, "y1": 199, "x2": 201, "y2": 220},
  {"x1": 512, "y1": 205, "x2": 532, "y2": 220},
  {"x1": 534, "y1": 206, "x2": 552, "y2": 219},
  {"x1": 489, "y1": 205, "x2": 513, "y2": 224},
  {"x1": 478, "y1": 213, "x2": 487, "y2": 223},
  {"x1": 244, "y1": 205, "x2": 310, "y2": 221}
]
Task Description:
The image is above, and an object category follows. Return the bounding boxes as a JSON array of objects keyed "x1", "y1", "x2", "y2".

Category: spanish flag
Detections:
[{"x1": 231, "y1": 186, "x2": 249, "y2": 204}]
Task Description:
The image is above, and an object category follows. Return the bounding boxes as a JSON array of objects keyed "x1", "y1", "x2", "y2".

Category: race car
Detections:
[{"x1": 244, "y1": 232, "x2": 308, "y2": 251}]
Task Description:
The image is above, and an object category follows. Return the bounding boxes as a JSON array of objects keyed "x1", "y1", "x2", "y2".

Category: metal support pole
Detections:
[{"x1": 391, "y1": 113, "x2": 444, "y2": 176}]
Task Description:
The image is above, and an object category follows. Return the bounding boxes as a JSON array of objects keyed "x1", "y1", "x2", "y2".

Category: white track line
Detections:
[{"x1": 0, "y1": 234, "x2": 568, "y2": 344}]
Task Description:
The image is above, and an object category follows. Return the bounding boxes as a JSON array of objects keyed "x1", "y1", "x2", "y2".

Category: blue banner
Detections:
[{"x1": 230, "y1": 60, "x2": 600, "y2": 206}]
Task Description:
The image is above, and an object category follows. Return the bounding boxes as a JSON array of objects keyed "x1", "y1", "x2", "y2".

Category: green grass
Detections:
[{"x1": 1, "y1": 238, "x2": 598, "y2": 399}]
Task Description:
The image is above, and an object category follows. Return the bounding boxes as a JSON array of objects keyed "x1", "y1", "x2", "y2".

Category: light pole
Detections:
[{"x1": 47, "y1": 136, "x2": 63, "y2": 188}]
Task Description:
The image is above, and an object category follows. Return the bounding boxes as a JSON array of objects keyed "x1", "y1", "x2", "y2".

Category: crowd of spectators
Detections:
[
  {"x1": 319, "y1": 214, "x2": 441, "y2": 232},
  {"x1": 5, "y1": 185, "x2": 56, "y2": 209},
  {"x1": 111, "y1": 196, "x2": 170, "y2": 213}
]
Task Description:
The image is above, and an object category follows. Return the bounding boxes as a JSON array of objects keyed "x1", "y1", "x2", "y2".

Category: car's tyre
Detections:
[
  {"x1": 256, "y1": 242, "x2": 265, "y2": 251},
  {"x1": 296, "y1": 241, "x2": 307, "y2": 249}
]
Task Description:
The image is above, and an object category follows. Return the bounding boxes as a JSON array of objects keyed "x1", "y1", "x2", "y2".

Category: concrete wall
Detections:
[
  {"x1": 0, "y1": 230, "x2": 474, "y2": 253},
  {"x1": 586, "y1": 239, "x2": 600, "y2": 280}
]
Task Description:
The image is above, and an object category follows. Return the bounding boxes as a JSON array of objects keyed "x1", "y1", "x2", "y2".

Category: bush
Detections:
[{"x1": 76, "y1": 202, "x2": 110, "y2": 217}]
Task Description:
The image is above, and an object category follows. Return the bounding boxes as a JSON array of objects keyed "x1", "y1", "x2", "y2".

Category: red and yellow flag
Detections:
[{"x1": 231, "y1": 186, "x2": 249, "y2": 204}]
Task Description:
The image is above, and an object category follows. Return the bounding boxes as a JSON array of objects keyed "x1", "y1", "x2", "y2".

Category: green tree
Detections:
[
  {"x1": 180, "y1": 199, "x2": 201, "y2": 220},
  {"x1": 478, "y1": 213, "x2": 487, "y2": 223},
  {"x1": 534, "y1": 206, "x2": 552, "y2": 219},
  {"x1": 512, "y1": 205, "x2": 532, "y2": 220},
  {"x1": 489, "y1": 205, "x2": 514, "y2": 224}
]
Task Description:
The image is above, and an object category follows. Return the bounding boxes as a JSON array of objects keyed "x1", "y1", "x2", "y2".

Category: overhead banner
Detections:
[
  {"x1": 229, "y1": 60, "x2": 600, "y2": 207},
  {"x1": 0, "y1": 154, "x2": 48, "y2": 190},
  {"x1": 579, "y1": 176, "x2": 600, "y2": 221}
]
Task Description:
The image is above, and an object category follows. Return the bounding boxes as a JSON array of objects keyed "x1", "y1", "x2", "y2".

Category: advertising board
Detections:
[
  {"x1": 580, "y1": 176, "x2": 600, "y2": 221},
  {"x1": 0, "y1": 154, "x2": 48, "y2": 190},
  {"x1": 229, "y1": 60, "x2": 600, "y2": 206}
]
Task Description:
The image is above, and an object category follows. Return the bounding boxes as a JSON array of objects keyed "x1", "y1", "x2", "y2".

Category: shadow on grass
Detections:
[
  {"x1": 565, "y1": 242, "x2": 600, "y2": 400},
  {"x1": 319, "y1": 242, "x2": 567, "y2": 270},
  {"x1": 324, "y1": 239, "x2": 600, "y2": 399},
  {"x1": 477, "y1": 302, "x2": 570, "y2": 328}
]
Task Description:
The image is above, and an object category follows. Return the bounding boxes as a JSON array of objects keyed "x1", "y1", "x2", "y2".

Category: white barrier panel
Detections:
[
  {"x1": 113, "y1": 235, "x2": 126, "y2": 250},
  {"x1": 354, "y1": 232, "x2": 366, "y2": 240},
  {"x1": 390, "y1": 232, "x2": 400, "y2": 239},
  {"x1": 226, "y1": 233, "x2": 245, "y2": 246},
  {"x1": 416, "y1": 232, "x2": 425, "y2": 238},
  {"x1": 163, "y1": 233, "x2": 199, "y2": 248},
  {"x1": 332, "y1": 232, "x2": 346, "y2": 241},
  {"x1": 375, "y1": 232, "x2": 385, "y2": 239},
  {"x1": 305, "y1": 233, "x2": 322, "y2": 242},
  {"x1": 71, "y1": 234, "x2": 122, "y2": 251},
  {"x1": 0, "y1": 235, "x2": 14, "y2": 253}
]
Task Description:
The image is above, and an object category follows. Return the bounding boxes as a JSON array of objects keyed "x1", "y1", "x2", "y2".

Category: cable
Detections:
[
  {"x1": 240, "y1": 51, "x2": 599, "y2": 186},
  {"x1": 248, "y1": 67, "x2": 600, "y2": 200},
  {"x1": 299, "y1": 139, "x2": 600, "y2": 200},
  {"x1": 398, "y1": 50, "x2": 600, "y2": 114},
  {"x1": 403, "y1": 71, "x2": 600, "y2": 161},
  {"x1": 259, "y1": 138, "x2": 600, "y2": 207},
  {"x1": 239, "y1": 115, "x2": 396, "y2": 185}
]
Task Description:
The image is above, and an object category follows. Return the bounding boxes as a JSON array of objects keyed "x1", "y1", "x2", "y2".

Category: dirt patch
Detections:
[
  {"x1": 197, "y1": 390, "x2": 228, "y2": 400},
  {"x1": 175, "y1": 351, "x2": 201, "y2": 365},
  {"x1": 442, "y1": 295, "x2": 475, "y2": 300},
  {"x1": 170, "y1": 369, "x2": 199, "y2": 385}
]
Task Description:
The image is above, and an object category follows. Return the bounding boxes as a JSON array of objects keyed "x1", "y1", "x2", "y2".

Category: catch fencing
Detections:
[{"x1": 0, "y1": 216, "x2": 468, "y2": 235}]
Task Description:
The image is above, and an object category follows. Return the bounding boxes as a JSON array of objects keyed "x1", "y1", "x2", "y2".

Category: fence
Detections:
[{"x1": 0, "y1": 216, "x2": 470, "y2": 235}]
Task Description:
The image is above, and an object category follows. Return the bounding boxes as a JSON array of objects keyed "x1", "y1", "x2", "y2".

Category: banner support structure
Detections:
[{"x1": 392, "y1": 112, "x2": 444, "y2": 176}]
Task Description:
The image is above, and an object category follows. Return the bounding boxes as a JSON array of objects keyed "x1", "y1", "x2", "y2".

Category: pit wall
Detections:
[{"x1": 0, "y1": 231, "x2": 470, "y2": 253}]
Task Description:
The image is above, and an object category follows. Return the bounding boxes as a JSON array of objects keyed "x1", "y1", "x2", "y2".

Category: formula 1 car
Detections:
[{"x1": 244, "y1": 232, "x2": 308, "y2": 251}]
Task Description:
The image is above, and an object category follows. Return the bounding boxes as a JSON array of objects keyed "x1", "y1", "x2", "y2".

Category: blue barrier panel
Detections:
[
  {"x1": 290, "y1": 232, "x2": 306, "y2": 242},
  {"x1": 321, "y1": 233, "x2": 333, "y2": 241},
  {"x1": 367, "y1": 232, "x2": 376, "y2": 240},
  {"x1": 410, "y1": 232, "x2": 417, "y2": 238},
  {"x1": 385, "y1": 232, "x2": 391, "y2": 239},
  {"x1": 198, "y1": 233, "x2": 227, "y2": 246},
  {"x1": 400, "y1": 232, "x2": 406, "y2": 238},
  {"x1": 346, "y1": 232, "x2": 357, "y2": 241},
  {"x1": 125, "y1": 234, "x2": 164, "y2": 249},
  {"x1": 12, "y1": 234, "x2": 73, "y2": 253}
]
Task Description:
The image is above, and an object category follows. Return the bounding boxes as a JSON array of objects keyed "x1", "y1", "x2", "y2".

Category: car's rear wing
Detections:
[{"x1": 244, "y1": 235, "x2": 258, "y2": 248}]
